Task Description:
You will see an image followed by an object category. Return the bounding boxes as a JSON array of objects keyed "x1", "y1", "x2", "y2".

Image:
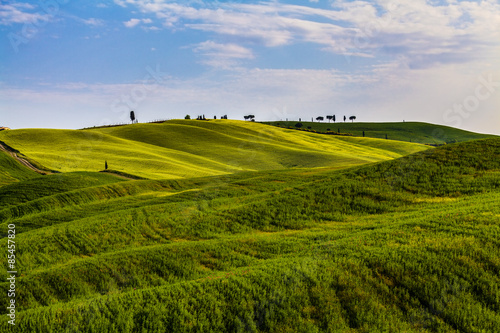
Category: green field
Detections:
[
  {"x1": 1, "y1": 121, "x2": 499, "y2": 332},
  {"x1": 0, "y1": 120, "x2": 428, "y2": 181},
  {"x1": 0, "y1": 150, "x2": 38, "y2": 187},
  {"x1": 263, "y1": 121, "x2": 497, "y2": 144}
]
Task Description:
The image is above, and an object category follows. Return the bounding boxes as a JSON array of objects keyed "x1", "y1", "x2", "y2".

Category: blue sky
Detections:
[{"x1": 1, "y1": 0, "x2": 499, "y2": 134}]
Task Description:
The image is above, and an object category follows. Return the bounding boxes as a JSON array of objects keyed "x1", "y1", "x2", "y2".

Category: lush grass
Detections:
[
  {"x1": 263, "y1": 121, "x2": 498, "y2": 144},
  {"x1": 0, "y1": 150, "x2": 38, "y2": 186},
  {"x1": 0, "y1": 172, "x2": 126, "y2": 208},
  {"x1": 0, "y1": 120, "x2": 428, "y2": 180},
  {"x1": 0, "y1": 138, "x2": 499, "y2": 332}
]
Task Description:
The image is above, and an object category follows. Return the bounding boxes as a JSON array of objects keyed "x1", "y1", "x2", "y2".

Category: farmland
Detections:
[{"x1": 0, "y1": 120, "x2": 499, "y2": 332}]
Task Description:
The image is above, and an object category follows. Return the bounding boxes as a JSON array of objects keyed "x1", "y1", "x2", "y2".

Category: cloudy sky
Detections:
[{"x1": 1, "y1": 0, "x2": 499, "y2": 134}]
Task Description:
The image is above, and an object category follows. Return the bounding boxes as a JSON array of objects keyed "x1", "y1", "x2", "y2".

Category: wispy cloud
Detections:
[
  {"x1": 115, "y1": 0, "x2": 500, "y2": 68},
  {"x1": 192, "y1": 41, "x2": 254, "y2": 68},
  {"x1": 123, "y1": 18, "x2": 141, "y2": 28},
  {"x1": 123, "y1": 17, "x2": 153, "y2": 28},
  {"x1": 0, "y1": 2, "x2": 49, "y2": 25},
  {"x1": 80, "y1": 17, "x2": 104, "y2": 27}
]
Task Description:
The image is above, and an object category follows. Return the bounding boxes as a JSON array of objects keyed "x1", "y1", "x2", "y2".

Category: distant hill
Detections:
[
  {"x1": 262, "y1": 121, "x2": 498, "y2": 144},
  {"x1": 0, "y1": 120, "x2": 428, "y2": 180}
]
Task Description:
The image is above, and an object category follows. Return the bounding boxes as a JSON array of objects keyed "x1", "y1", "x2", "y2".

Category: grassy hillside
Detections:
[
  {"x1": 0, "y1": 149, "x2": 38, "y2": 186},
  {"x1": 1, "y1": 138, "x2": 499, "y2": 332},
  {"x1": 263, "y1": 121, "x2": 498, "y2": 144},
  {"x1": 0, "y1": 172, "x2": 126, "y2": 209},
  {"x1": 0, "y1": 120, "x2": 428, "y2": 180}
]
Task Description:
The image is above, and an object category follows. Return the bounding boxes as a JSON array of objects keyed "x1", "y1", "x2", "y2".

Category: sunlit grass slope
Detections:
[
  {"x1": 0, "y1": 128, "x2": 235, "y2": 179},
  {"x1": 0, "y1": 150, "x2": 38, "y2": 186},
  {"x1": 0, "y1": 120, "x2": 428, "y2": 180},
  {"x1": 0, "y1": 172, "x2": 125, "y2": 209},
  {"x1": 1, "y1": 139, "x2": 499, "y2": 332},
  {"x1": 264, "y1": 121, "x2": 498, "y2": 144}
]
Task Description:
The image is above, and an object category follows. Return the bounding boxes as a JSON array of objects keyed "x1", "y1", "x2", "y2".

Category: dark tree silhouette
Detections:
[
  {"x1": 362, "y1": 131, "x2": 365, "y2": 137},
  {"x1": 349, "y1": 116, "x2": 356, "y2": 122},
  {"x1": 333, "y1": 115, "x2": 336, "y2": 123},
  {"x1": 343, "y1": 115, "x2": 346, "y2": 122},
  {"x1": 185, "y1": 115, "x2": 191, "y2": 120},
  {"x1": 214, "y1": 115, "x2": 217, "y2": 119},
  {"x1": 130, "y1": 111, "x2": 136, "y2": 123},
  {"x1": 295, "y1": 122, "x2": 303, "y2": 128},
  {"x1": 326, "y1": 115, "x2": 333, "y2": 122},
  {"x1": 316, "y1": 116, "x2": 324, "y2": 122},
  {"x1": 105, "y1": 161, "x2": 108, "y2": 170}
]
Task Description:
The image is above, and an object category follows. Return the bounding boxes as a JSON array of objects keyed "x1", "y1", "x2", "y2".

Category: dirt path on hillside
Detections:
[{"x1": 0, "y1": 142, "x2": 51, "y2": 175}]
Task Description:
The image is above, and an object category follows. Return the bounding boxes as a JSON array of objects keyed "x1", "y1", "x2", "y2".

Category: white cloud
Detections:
[
  {"x1": 193, "y1": 41, "x2": 254, "y2": 68},
  {"x1": 81, "y1": 18, "x2": 104, "y2": 27},
  {"x1": 123, "y1": 17, "x2": 153, "y2": 28},
  {"x1": 114, "y1": 0, "x2": 499, "y2": 68},
  {"x1": 124, "y1": 18, "x2": 141, "y2": 27},
  {"x1": 0, "y1": 3, "x2": 49, "y2": 25}
]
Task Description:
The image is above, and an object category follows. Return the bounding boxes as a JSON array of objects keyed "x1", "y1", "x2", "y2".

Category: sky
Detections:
[{"x1": 1, "y1": 0, "x2": 499, "y2": 134}]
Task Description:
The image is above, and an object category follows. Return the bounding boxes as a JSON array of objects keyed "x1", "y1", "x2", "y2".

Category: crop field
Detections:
[{"x1": 0, "y1": 121, "x2": 499, "y2": 332}]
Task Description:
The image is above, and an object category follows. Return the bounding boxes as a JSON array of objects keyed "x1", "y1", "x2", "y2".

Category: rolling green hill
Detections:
[
  {"x1": 263, "y1": 121, "x2": 498, "y2": 144},
  {"x1": 0, "y1": 120, "x2": 429, "y2": 180},
  {"x1": 0, "y1": 149, "x2": 38, "y2": 186},
  {"x1": 1, "y1": 138, "x2": 499, "y2": 332}
]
